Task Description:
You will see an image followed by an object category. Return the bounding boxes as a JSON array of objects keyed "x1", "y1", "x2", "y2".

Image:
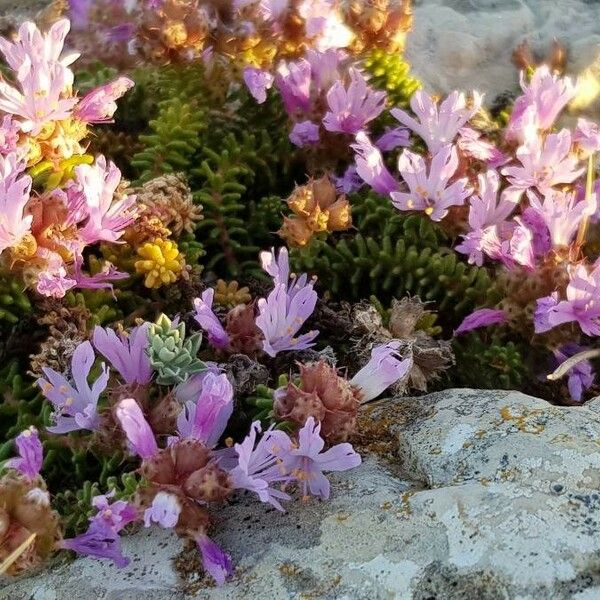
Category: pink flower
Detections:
[
  {"x1": 0, "y1": 152, "x2": 32, "y2": 253},
  {"x1": 289, "y1": 120, "x2": 320, "y2": 147},
  {"x1": 6, "y1": 426, "x2": 43, "y2": 480},
  {"x1": 573, "y1": 118, "x2": 600, "y2": 157},
  {"x1": 193, "y1": 288, "x2": 230, "y2": 350},
  {"x1": 392, "y1": 145, "x2": 471, "y2": 221},
  {"x1": 299, "y1": 0, "x2": 354, "y2": 51},
  {"x1": 350, "y1": 341, "x2": 412, "y2": 402},
  {"x1": 499, "y1": 218, "x2": 536, "y2": 271},
  {"x1": 76, "y1": 156, "x2": 137, "y2": 244},
  {"x1": 75, "y1": 77, "x2": 135, "y2": 124},
  {"x1": 502, "y1": 129, "x2": 583, "y2": 195},
  {"x1": 195, "y1": 535, "x2": 234, "y2": 586},
  {"x1": 275, "y1": 59, "x2": 312, "y2": 114},
  {"x1": 457, "y1": 127, "x2": 508, "y2": 168},
  {"x1": 143, "y1": 492, "x2": 181, "y2": 529},
  {"x1": 91, "y1": 491, "x2": 137, "y2": 532},
  {"x1": 351, "y1": 132, "x2": 398, "y2": 196},
  {"x1": 454, "y1": 308, "x2": 507, "y2": 335},
  {"x1": 391, "y1": 90, "x2": 483, "y2": 153},
  {"x1": 0, "y1": 115, "x2": 20, "y2": 155},
  {"x1": 243, "y1": 67, "x2": 274, "y2": 104},
  {"x1": 322, "y1": 68, "x2": 386, "y2": 135},
  {"x1": 35, "y1": 267, "x2": 77, "y2": 298},
  {"x1": 114, "y1": 398, "x2": 159, "y2": 459},
  {"x1": 553, "y1": 343, "x2": 595, "y2": 403}
]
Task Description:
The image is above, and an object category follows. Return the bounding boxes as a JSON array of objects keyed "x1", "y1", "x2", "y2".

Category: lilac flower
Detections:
[
  {"x1": 526, "y1": 188, "x2": 596, "y2": 248},
  {"x1": 93, "y1": 323, "x2": 153, "y2": 385},
  {"x1": 230, "y1": 421, "x2": 292, "y2": 511},
  {"x1": 506, "y1": 66, "x2": 576, "y2": 142},
  {"x1": 35, "y1": 267, "x2": 77, "y2": 298},
  {"x1": 91, "y1": 492, "x2": 137, "y2": 532},
  {"x1": 76, "y1": 156, "x2": 137, "y2": 244},
  {"x1": 499, "y1": 218, "x2": 536, "y2": 271},
  {"x1": 322, "y1": 68, "x2": 386, "y2": 135},
  {"x1": 573, "y1": 118, "x2": 600, "y2": 156},
  {"x1": 243, "y1": 67, "x2": 274, "y2": 104},
  {"x1": 69, "y1": 0, "x2": 93, "y2": 28},
  {"x1": 195, "y1": 534, "x2": 234, "y2": 586},
  {"x1": 350, "y1": 341, "x2": 412, "y2": 402},
  {"x1": 553, "y1": 344, "x2": 595, "y2": 403},
  {"x1": 300, "y1": 0, "x2": 354, "y2": 51},
  {"x1": 275, "y1": 59, "x2": 312, "y2": 114},
  {"x1": 60, "y1": 521, "x2": 130, "y2": 568},
  {"x1": 289, "y1": 120, "x2": 320, "y2": 147},
  {"x1": 176, "y1": 372, "x2": 233, "y2": 447},
  {"x1": 75, "y1": 77, "x2": 135, "y2": 124},
  {"x1": 391, "y1": 89, "x2": 483, "y2": 153},
  {"x1": 193, "y1": 288, "x2": 230, "y2": 350},
  {"x1": 281, "y1": 417, "x2": 361, "y2": 500},
  {"x1": 454, "y1": 308, "x2": 507, "y2": 336},
  {"x1": 335, "y1": 165, "x2": 363, "y2": 194},
  {"x1": 38, "y1": 341, "x2": 107, "y2": 433},
  {"x1": 351, "y1": 132, "x2": 398, "y2": 196},
  {"x1": 74, "y1": 261, "x2": 129, "y2": 293},
  {"x1": 458, "y1": 127, "x2": 509, "y2": 168},
  {"x1": 0, "y1": 152, "x2": 33, "y2": 253},
  {"x1": 114, "y1": 398, "x2": 159, "y2": 459},
  {"x1": 256, "y1": 283, "x2": 319, "y2": 357},
  {"x1": 305, "y1": 48, "x2": 343, "y2": 92},
  {"x1": 173, "y1": 365, "x2": 222, "y2": 404},
  {"x1": 6, "y1": 426, "x2": 43, "y2": 480},
  {"x1": 455, "y1": 170, "x2": 518, "y2": 266},
  {"x1": 259, "y1": 246, "x2": 311, "y2": 297},
  {"x1": 392, "y1": 145, "x2": 471, "y2": 221},
  {"x1": 502, "y1": 130, "x2": 583, "y2": 195},
  {"x1": 534, "y1": 264, "x2": 600, "y2": 336},
  {"x1": 143, "y1": 492, "x2": 181, "y2": 529},
  {"x1": 0, "y1": 115, "x2": 20, "y2": 155},
  {"x1": 376, "y1": 127, "x2": 410, "y2": 151}
]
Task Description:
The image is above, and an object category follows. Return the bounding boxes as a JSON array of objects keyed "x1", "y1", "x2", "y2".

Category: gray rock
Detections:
[{"x1": 4, "y1": 389, "x2": 600, "y2": 599}]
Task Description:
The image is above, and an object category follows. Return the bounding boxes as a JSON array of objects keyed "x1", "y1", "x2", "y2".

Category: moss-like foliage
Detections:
[{"x1": 0, "y1": 274, "x2": 32, "y2": 326}]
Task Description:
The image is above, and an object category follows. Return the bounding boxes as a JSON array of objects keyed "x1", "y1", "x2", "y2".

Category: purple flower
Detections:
[
  {"x1": 91, "y1": 491, "x2": 137, "y2": 532},
  {"x1": 60, "y1": 521, "x2": 130, "y2": 568},
  {"x1": 391, "y1": 90, "x2": 482, "y2": 153},
  {"x1": 69, "y1": 0, "x2": 93, "y2": 28},
  {"x1": 93, "y1": 323, "x2": 153, "y2": 385},
  {"x1": 553, "y1": 344, "x2": 595, "y2": 403},
  {"x1": 376, "y1": 127, "x2": 410, "y2": 151},
  {"x1": 38, "y1": 341, "x2": 107, "y2": 434},
  {"x1": 281, "y1": 417, "x2": 361, "y2": 500},
  {"x1": 74, "y1": 260, "x2": 129, "y2": 294},
  {"x1": 114, "y1": 398, "x2": 158, "y2": 459},
  {"x1": 243, "y1": 67, "x2": 274, "y2": 104},
  {"x1": 0, "y1": 115, "x2": 19, "y2": 155},
  {"x1": 35, "y1": 267, "x2": 77, "y2": 299},
  {"x1": 502, "y1": 130, "x2": 583, "y2": 196},
  {"x1": 322, "y1": 68, "x2": 386, "y2": 135},
  {"x1": 350, "y1": 341, "x2": 412, "y2": 402},
  {"x1": 526, "y1": 188, "x2": 596, "y2": 248},
  {"x1": 230, "y1": 421, "x2": 292, "y2": 511},
  {"x1": 143, "y1": 492, "x2": 181, "y2": 529},
  {"x1": 392, "y1": 145, "x2": 471, "y2": 221},
  {"x1": 335, "y1": 165, "x2": 363, "y2": 194},
  {"x1": 573, "y1": 118, "x2": 600, "y2": 157},
  {"x1": 507, "y1": 66, "x2": 576, "y2": 142},
  {"x1": 499, "y1": 218, "x2": 536, "y2": 271},
  {"x1": 176, "y1": 372, "x2": 233, "y2": 447},
  {"x1": 75, "y1": 77, "x2": 134, "y2": 124},
  {"x1": 289, "y1": 120, "x2": 320, "y2": 147},
  {"x1": 193, "y1": 288, "x2": 230, "y2": 350},
  {"x1": 305, "y1": 48, "x2": 343, "y2": 92},
  {"x1": 259, "y1": 246, "x2": 313, "y2": 299},
  {"x1": 6, "y1": 426, "x2": 43, "y2": 480},
  {"x1": 195, "y1": 535, "x2": 234, "y2": 586},
  {"x1": 275, "y1": 59, "x2": 312, "y2": 114},
  {"x1": 454, "y1": 308, "x2": 507, "y2": 336},
  {"x1": 458, "y1": 127, "x2": 509, "y2": 168},
  {"x1": 534, "y1": 264, "x2": 600, "y2": 336},
  {"x1": 351, "y1": 132, "x2": 398, "y2": 196}
]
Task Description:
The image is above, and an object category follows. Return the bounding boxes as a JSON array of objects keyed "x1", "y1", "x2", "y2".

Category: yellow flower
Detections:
[{"x1": 135, "y1": 238, "x2": 183, "y2": 288}]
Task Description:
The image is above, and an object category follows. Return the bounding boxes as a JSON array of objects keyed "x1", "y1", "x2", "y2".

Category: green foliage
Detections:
[
  {"x1": 452, "y1": 333, "x2": 526, "y2": 390},
  {"x1": 291, "y1": 193, "x2": 500, "y2": 327},
  {"x1": 0, "y1": 274, "x2": 32, "y2": 326},
  {"x1": 363, "y1": 48, "x2": 421, "y2": 109}
]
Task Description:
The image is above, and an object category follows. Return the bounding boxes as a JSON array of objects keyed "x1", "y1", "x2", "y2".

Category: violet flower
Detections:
[
  {"x1": 454, "y1": 308, "x2": 507, "y2": 335},
  {"x1": 143, "y1": 492, "x2": 181, "y2": 529},
  {"x1": 351, "y1": 132, "x2": 398, "y2": 196},
  {"x1": 573, "y1": 118, "x2": 600, "y2": 157},
  {"x1": 391, "y1": 89, "x2": 483, "y2": 153},
  {"x1": 114, "y1": 398, "x2": 159, "y2": 459},
  {"x1": 243, "y1": 67, "x2": 274, "y2": 104},
  {"x1": 193, "y1": 288, "x2": 231, "y2": 350},
  {"x1": 289, "y1": 120, "x2": 320, "y2": 147},
  {"x1": 335, "y1": 165, "x2": 363, "y2": 194},
  {"x1": 305, "y1": 48, "x2": 343, "y2": 92},
  {"x1": 376, "y1": 127, "x2": 410, "y2": 151},
  {"x1": 350, "y1": 341, "x2": 412, "y2": 402},
  {"x1": 499, "y1": 218, "x2": 536, "y2": 271},
  {"x1": 230, "y1": 421, "x2": 292, "y2": 511},
  {"x1": 60, "y1": 521, "x2": 130, "y2": 568},
  {"x1": 195, "y1": 534, "x2": 234, "y2": 586},
  {"x1": 6, "y1": 426, "x2": 43, "y2": 480},
  {"x1": 275, "y1": 59, "x2": 312, "y2": 114},
  {"x1": 502, "y1": 130, "x2": 583, "y2": 196},
  {"x1": 281, "y1": 417, "x2": 361, "y2": 500},
  {"x1": 392, "y1": 145, "x2": 471, "y2": 221},
  {"x1": 38, "y1": 341, "x2": 107, "y2": 433},
  {"x1": 93, "y1": 323, "x2": 153, "y2": 385},
  {"x1": 0, "y1": 115, "x2": 19, "y2": 155},
  {"x1": 457, "y1": 127, "x2": 509, "y2": 168},
  {"x1": 91, "y1": 491, "x2": 137, "y2": 532},
  {"x1": 322, "y1": 68, "x2": 386, "y2": 135},
  {"x1": 75, "y1": 77, "x2": 135, "y2": 124},
  {"x1": 176, "y1": 372, "x2": 234, "y2": 448},
  {"x1": 553, "y1": 344, "x2": 595, "y2": 403}
]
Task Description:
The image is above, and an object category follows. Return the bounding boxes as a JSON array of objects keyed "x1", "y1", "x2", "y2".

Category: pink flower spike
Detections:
[
  {"x1": 350, "y1": 341, "x2": 412, "y2": 402},
  {"x1": 243, "y1": 67, "x2": 274, "y2": 104},
  {"x1": 143, "y1": 492, "x2": 181, "y2": 529},
  {"x1": 454, "y1": 308, "x2": 507, "y2": 336},
  {"x1": 114, "y1": 398, "x2": 158, "y2": 459},
  {"x1": 193, "y1": 288, "x2": 230, "y2": 350},
  {"x1": 196, "y1": 535, "x2": 234, "y2": 586},
  {"x1": 6, "y1": 426, "x2": 43, "y2": 480},
  {"x1": 75, "y1": 77, "x2": 134, "y2": 124}
]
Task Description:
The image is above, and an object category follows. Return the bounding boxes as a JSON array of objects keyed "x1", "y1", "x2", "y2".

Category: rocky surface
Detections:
[{"x1": 5, "y1": 389, "x2": 600, "y2": 599}]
